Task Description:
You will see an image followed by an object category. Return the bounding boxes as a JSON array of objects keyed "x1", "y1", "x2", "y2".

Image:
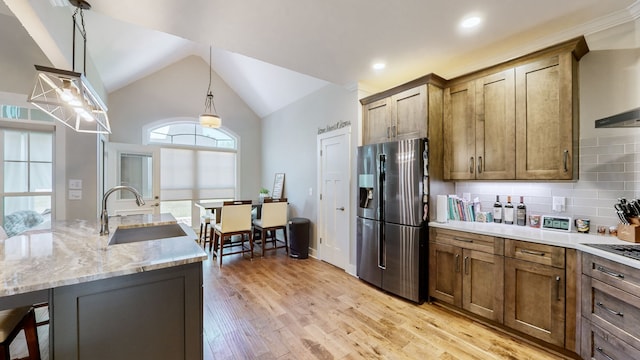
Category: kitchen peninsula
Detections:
[{"x1": 0, "y1": 213, "x2": 207, "y2": 360}]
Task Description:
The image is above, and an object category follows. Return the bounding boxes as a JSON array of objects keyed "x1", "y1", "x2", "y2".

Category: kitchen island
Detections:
[{"x1": 0, "y1": 213, "x2": 207, "y2": 360}]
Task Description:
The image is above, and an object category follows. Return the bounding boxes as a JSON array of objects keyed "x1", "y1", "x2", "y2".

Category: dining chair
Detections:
[
  {"x1": 211, "y1": 200, "x2": 253, "y2": 266},
  {"x1": 0, "y1": 306, "x2": 41, "y2": 360},
  {"x1": 253, "y1": 198, "x2": 289, "y2": 257}
]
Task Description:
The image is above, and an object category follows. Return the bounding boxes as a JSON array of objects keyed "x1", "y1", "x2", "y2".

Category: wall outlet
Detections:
[
  {"x1": 552, "y1": 196, "x2": 566, "y2": 212},
  {"x1": 309, "y1": 187, "x2": 313, "y2": 196}
]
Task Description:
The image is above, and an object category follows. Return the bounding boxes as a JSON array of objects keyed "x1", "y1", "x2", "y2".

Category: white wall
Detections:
[
  {"x1": 107, "y1": 55, "x2": 263, "y2": 200},
  {"x1": 454, "y1": 49, "x2": 640, "y2": 232},
  {"x1": 261, "y1": 84, "x2": 358, "y2": 258}
]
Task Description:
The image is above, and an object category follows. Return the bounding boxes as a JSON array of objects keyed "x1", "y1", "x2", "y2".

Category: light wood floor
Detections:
[
  {"x1": 202, "y1": 250, "x2": 567, "y2": 360},
  {"x1": 10, "y1": 247, "x2": 568, "y2": 360}
]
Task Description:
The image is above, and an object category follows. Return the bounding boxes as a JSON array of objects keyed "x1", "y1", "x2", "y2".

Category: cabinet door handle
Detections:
[
  {"x1": 596, "y1": 301, "x2": 624, "y2": 317},
  {"x1": 453, "y1": 237, "x2": 473, "y2": 243},
  {"x1": 596, "y1": 266, "x2": 625, "y2": 279},
  {"x1": 477, "y1": 156, "x2": 483, "y2": 174},
  {"x1": 392, "y1": 125, "x2": 397, "y2": 138},
  {"x1": 455, "y1": 254, "x2": 460, "y2": 273},
  {"x1": 464, "y1": 256, "x2": 469, "y2": 275},
  {"x1": 555, "y1": 276, "x2": 561, "y2": 301},
  {"x1": 563, "y1": 149, "x2": 569, "y2": 173},
  {"x1": 387, "y1": 127, "x2": 391, "y2": 138},
  {"x1": 596, "y1": 347, "x2": 615, "y2": 360},
  {"x1": 521, "y1": 249, "x2": 545, "y2": 257},
  {"x1": 469, "y1": 157, "x2": 474, "y2": 174}
]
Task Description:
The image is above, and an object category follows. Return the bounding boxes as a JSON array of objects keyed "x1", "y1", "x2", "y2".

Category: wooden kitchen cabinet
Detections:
[
  {"x1": 362, "y1": 97, "x2": 391, "y2": 144},
  {"x1": 443, "y1": 36, "x2": 587, "y2": 181},
  {"x1": 444, "y1": 69, "x2": 515, "y2": 180},
  {"x1": 504, "y1": 240, "x2": 566, "y2": 347},
  {"x1": 361, "y1": 74, "x2": 446, "y2": 145},
  {"x1": 362, "y1": 85, "x2": 426, "y2": 144},
  {"x1": 581, "y1": 253, "x2": 640, "y2": 359},
  {"x1": 429, "y1": 228, "x2": 504, "y2": 323},
  {"x1": 515, "y1": 53, "x2": 578, "y2": 180},
  {"x1": 443, "y1": 81, "x2": 475, "y2": 180}
]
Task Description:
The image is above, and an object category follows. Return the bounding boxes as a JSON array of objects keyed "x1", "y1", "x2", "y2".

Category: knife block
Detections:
[{"x1": 617, "y1": 220, "x2": 640, "y2": 243}]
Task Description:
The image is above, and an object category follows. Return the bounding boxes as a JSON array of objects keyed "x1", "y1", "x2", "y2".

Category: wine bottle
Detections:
[
  {"x1": 493, "y1": 195, "x2": 503, "y2": 223},
  {"x1": 516, "y1": 196, "x2": 527, "y2": 226},
  {"x1": 504, "y1": 196, "x2": 514, "y2": 224}
]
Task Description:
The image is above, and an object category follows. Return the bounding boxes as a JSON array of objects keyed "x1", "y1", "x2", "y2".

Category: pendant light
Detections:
[
  {"x1": 28, "y1": 0, "x2": 111, "y2": 134},
  {"x1": 199, "y1": 46, "x2": 222, "y2": 128}
]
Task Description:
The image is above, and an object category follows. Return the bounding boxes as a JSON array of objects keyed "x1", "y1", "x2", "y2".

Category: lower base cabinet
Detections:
[
  {"x1": 581, "y1": 253, "x2": 640, "y2": 359},
  {"x1": 581, "y1": 319, "x2": 640, "y2": 360},
  {"x1": 504, "y1": 240, "x2": 566, "y2": 348},
  {"x1": 429, "y1": 229, "x2": 504, "y2": 323},
  {"x1": 504, "y1": 257, "x2": 565, "y2": 347},
  {"x1": 53, "y1": 262, "x2": 203, "y2": 360}
]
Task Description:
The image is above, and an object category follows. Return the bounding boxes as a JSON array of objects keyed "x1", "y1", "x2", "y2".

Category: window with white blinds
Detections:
[{"x1": 160, "y1": 148, "x2": 236, "y2": 201}]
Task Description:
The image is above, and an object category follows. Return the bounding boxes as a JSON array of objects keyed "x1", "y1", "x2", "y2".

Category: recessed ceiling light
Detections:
[
  {"x1": 461, "y1": 16, "x2": 482, "y2": 29},
  {"x1": 372, "y1": 63, "x2": 386, "y2": 70}
]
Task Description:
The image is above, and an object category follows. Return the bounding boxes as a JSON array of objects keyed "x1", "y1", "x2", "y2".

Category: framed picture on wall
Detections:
[{"x1": 272, "y1": 173, "x2": 285, "y2": 199}]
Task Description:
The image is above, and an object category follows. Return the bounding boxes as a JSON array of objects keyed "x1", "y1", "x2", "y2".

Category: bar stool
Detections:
[
  {"x1": 199, "y1": 214, "x2": 213, "y2": 248},
  {"x1": 0, "y1": 306, "x2": 41, "y2": 360}
]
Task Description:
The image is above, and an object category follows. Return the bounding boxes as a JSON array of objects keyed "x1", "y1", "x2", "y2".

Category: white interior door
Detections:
[
  {"x1": 317, "y1": 128, "x2": 350, "y2": 269},
  {"x1": 105, "y1": 142, "x2": 160, "y2": 216}
]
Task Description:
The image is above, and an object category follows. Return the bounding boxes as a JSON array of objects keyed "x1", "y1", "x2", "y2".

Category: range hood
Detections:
[{"x1": 595, "y1": 108, "x2": 640, "y2": 128}]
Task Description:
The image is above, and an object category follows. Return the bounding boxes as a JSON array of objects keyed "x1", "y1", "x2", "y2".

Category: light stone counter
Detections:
[
  {"x1": 429, "y1": 220, "x2": 640, "y2": 269},
  {"x1": 0, "y1": 213, "x2": 208, "y2": 297}
]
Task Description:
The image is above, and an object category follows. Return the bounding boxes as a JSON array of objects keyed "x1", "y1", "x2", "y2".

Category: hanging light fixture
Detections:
[
  {"x1": 28, "y1": 0, "x2": 111, "y2": 134},
  {"x1": 199, "y1": 46, "x2": 222, "y2": 128}
]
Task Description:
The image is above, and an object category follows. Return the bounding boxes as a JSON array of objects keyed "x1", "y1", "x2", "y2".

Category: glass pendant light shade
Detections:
[
  {"x1": 199, "y1": 46, "x2": 221, "y2": 128},
  {"x1": 200, "y1": 113, "x2": 221, "y2": 128}
]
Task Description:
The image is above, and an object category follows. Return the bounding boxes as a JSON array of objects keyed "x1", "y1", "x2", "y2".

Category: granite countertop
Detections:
[
  {"x1": 0, "y1": 213, "x2": 208, "y2": 297},
  {"x1": 429, "y1": 220, "x2": 640, "y2": 269}
]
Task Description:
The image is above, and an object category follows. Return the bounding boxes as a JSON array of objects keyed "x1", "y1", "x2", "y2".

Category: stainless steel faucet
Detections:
[{"x1": 100, "y1": 186, "x2": 146, "y2": 235}]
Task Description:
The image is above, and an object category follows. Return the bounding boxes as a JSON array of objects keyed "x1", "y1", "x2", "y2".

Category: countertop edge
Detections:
[{"x1": 429, "y1": 220, "x2": 640, "y2": 270}]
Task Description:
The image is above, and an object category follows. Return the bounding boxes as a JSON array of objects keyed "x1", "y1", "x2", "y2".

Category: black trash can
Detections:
[{"x1": 288, "y1": 217, "x2": 310, "y2": 259}]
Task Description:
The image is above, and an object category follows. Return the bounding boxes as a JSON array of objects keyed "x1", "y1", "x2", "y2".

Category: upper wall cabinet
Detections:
[
  {"x1": 515, "y1": 54, "x2": 577, "y2": 180},
  {"x1": 443, "y1": 36, "x2": 588, "y2": 181},
  {"x1": 361, "y1": 74, "x2": 446, "y2": 145},
  {"x1": 444, "y1": 69, "x2": 516, "y2": 180}
]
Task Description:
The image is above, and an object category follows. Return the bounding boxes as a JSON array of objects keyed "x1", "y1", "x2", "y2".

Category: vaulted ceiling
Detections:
[{"x1": 3, "y1": 0, "x2": 639, "y2": 117}]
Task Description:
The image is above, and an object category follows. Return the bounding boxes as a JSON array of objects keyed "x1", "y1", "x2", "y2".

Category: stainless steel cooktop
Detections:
[{"x1": 584, "y1": 243, "x2": 640, "y2": 261}]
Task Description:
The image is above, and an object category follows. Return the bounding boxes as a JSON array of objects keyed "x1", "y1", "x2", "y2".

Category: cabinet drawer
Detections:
[
  {"x1": 582, "y1": 253, "x2": 640, "y2": 298},
  {"x1": 581, "y1": 319, "x2": 640, "y2": 360},
  {"x1": 505, "y1": 239, "x2": 564, "y2": 268},
  {"x1": 581, "y1": 275, "x2": 640, "y2": 347},
  {"x1": 433, "y1": 228, "x2": 503, "y2": 255}
]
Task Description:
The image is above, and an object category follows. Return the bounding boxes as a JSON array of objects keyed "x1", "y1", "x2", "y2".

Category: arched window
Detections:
[
  {"x1": 148, "y1": 122, "x2": 236, "y2": 149},
  {"x1": 145, "y1": 120, "x2": 239, "y2": 226}
]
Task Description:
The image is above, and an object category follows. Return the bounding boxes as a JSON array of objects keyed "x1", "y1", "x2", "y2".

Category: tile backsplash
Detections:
[{"x1": 454, "y1": 134, "x2": 640, "y2": 231}]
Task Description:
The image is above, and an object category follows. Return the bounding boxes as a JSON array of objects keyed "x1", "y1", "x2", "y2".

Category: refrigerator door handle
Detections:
[
  {"x1": 378, "y1": 153, "x2": 386, "y2": 270},
  {"x1": 377, "y1": 221, "x2": 385, "y2": 269}
]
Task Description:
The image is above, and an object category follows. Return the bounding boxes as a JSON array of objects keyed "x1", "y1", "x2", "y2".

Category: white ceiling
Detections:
[{"x1": 2, "y1": 0, "x2": 639, "y2": 117}]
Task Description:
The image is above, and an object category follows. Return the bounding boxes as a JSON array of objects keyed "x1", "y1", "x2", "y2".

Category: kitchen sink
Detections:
[{"x1": 108, "y1": 223, "x2": 187, "y2": 245}]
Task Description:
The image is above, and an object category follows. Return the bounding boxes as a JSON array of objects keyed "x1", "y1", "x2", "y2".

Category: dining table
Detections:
[{"x1": 195, "y1": 200, "x2": 263, "y2": 223}]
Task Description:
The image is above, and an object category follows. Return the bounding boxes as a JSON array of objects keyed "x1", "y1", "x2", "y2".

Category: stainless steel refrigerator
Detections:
[{"x1": 356, "y1": 138, "x2": 428, "y2": 303}]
